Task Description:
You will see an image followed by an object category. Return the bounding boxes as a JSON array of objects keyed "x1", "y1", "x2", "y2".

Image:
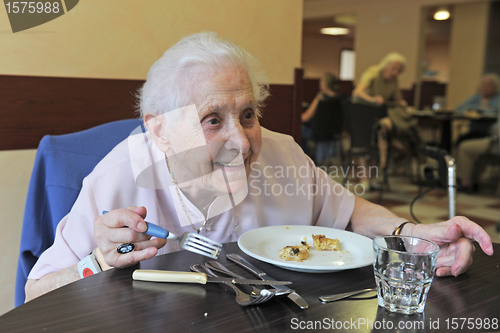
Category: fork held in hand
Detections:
[
  {"x1": 138, "y1": 221, "x2": 223, "y2": 259},
  {"x1": 102, "y1": 211, "x2": 222, "y2": 259}
]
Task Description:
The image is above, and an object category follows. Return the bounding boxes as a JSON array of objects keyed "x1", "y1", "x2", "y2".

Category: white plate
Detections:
[{"x1": 237, "y1": 225, "x2": 373, "y2": 273}]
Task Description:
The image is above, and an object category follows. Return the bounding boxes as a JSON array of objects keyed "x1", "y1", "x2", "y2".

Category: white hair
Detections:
[
  {"x1": 378, "y1": 52, "x2": 407, "y2": 73},
  {"x1": 138, "y1": 32, "x2": 270, "y2": 119},
  {"x1": 482, "y1": 73, "x2": 500, "y2": 94}
]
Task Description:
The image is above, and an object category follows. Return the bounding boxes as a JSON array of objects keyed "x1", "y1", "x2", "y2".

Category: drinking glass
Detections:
[{"x1": 373, "y1": 235, "x2": 439, "y2": 314}]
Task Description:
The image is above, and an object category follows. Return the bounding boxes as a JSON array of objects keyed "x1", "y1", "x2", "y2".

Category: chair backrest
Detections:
[
  {"x1": 343, "y1": 99, "x2": 387, "y2": 154},
  {"x1": 15, "y1": 118, "x2": 144, "y2": 307},
  {"x1": 311, "y1": 95, "x2": 345, "y2": 141}
]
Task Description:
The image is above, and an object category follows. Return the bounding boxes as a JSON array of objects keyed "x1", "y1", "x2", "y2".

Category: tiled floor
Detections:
[{"x1": 340, "y1": 174, "x2": 500, "y2": 243}]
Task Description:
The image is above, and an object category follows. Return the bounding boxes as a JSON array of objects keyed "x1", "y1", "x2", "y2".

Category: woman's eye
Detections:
[
  {"x1": 244, "y1": 111, "x2": 254, "y2": 119},
  {"x1": 207, "y1": 118, "x2": 220, "y2": 125}
]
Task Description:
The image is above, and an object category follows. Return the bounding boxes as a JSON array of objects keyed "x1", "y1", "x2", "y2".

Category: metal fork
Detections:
[
  {"x1": 204, "y1": 261, "x2": 293, "y2": 297},
  {"x1": 144, "y1": 222, "x2": 223, "y2": 259},
  {"x1": 190, "y1": 264, "x2": 276, "y2": 306}
]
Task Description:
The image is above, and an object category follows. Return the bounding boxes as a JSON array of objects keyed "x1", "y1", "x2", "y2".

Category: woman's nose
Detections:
[{"x1": 224, "y1": 123, "x2": 250, "y2": 154}]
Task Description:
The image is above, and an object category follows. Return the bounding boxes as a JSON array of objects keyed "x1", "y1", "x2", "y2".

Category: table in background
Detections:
[
  {"x1": 413, "y1": 111, "x2": 497, "y2": 153},
  {"x1": 1, "y1": 243, "x2": 499, "y2": 332}
]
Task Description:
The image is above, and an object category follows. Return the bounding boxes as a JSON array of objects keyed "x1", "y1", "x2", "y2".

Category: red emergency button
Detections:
[{"x1": 82, "y1": 268, "x2": 94, "y2": 278}]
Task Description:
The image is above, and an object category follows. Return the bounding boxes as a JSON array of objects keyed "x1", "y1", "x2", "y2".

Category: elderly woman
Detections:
[
  {"x1": 456, "y1": 73, "x2": 500, "y2": 115},
  {"x1": 456, "y1": 124, "x2": 499, "y2": 190},
  {"x1": 353, "y1": 52, "x2": 419, "y2": 174},
  {"x1": 454, "y1": 74, "x2": 500, "y2": 190},
  {"x1": 25, "y1": 32, "x2": 492, "y2": 301},
  {"x1": 455, "y1": 73, "x2": 500, "y2": 147}
]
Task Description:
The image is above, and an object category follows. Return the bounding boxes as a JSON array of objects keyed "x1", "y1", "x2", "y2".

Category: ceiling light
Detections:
[
  {"x1": 434, "y1": 9, "x2": 450, "y2": 20},
  {"x1": 320, "y1": 27, "x2": 349, "y2": 35}
]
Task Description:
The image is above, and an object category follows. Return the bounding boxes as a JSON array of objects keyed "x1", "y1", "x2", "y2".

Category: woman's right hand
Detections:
[{"x1": 93, "y1": 206, "x2": 168, "y2": 268}]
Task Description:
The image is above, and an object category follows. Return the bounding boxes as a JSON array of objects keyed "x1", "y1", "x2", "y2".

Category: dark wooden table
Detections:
[
  {"x1": 2, "y1": 243, "x2": 499, "y2": 332},
  {"x1": 413, "y1": 111, "x2": 497, "y2": 153}
]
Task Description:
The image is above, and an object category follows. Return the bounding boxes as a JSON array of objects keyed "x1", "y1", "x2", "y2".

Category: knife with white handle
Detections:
[
  {"x1": 132, "y1": 270, "x2": 292, "y2": 286},
  {"x1": 226, "y1": 254, "x2": 309, "y2": 309}
]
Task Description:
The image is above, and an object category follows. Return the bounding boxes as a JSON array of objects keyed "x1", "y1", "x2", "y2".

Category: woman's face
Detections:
[
  {"x1": 480, "y1": 77, "x2": 496, "y2": 99},
  {"x1": 164, "y1": 64, "x2": 262, "y2": 197},
  {"x1": 382, "y1": 61, "x2": 403, "y2": 81}
]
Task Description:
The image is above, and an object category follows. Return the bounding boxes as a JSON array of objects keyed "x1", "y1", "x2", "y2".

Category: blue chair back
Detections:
[{"x1": 15, "y1": 118, "x2": 144, "y2": 306}]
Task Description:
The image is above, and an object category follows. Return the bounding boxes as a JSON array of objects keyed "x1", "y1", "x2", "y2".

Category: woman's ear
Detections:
[{"x1": 145, "y1": 114, "x2": 170, "y2": 152}]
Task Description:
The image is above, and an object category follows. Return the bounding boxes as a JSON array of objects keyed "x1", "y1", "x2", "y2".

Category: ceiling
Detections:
[
  {"x1": 303, "y1": 14, "x2": 356, "y2": 38},
  {"x1": 302, "y1": 6, "x2": 451, "y2": 42}
]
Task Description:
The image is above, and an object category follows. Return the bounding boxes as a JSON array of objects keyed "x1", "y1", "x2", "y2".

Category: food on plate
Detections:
[
  {"x1": 312, "y1": 234, "x2": 341, "y2": 251},
  {"x1": 278, "y1": 241, "x2": 311, "y2": 262},
  {"x1": 278, "y1": 235, "x2": 341, "y2": 262}
]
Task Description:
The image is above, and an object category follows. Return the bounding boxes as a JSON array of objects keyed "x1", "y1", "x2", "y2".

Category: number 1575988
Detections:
[
  {"x1": 5, "y1": 2, "x2": 60, "y2": 14},
  {"x1": 445, "y1": 317, "x2": 498, "y2": 330}
]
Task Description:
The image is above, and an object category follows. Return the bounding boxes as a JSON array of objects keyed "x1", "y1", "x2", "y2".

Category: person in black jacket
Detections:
[{"x1": 301, "y1": 72, "x2": 343, "y2": 164}]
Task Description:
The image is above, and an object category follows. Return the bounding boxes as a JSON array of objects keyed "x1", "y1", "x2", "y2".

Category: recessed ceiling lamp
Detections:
[
  {"x1": 434, "y1": 9, "x2": 450, "y2": 20},
  {"x1": 320, "y1": 27, "x2": 349, "y2": 35}
]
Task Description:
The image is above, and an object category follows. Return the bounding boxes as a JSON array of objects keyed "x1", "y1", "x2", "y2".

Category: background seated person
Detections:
[
  {"x1": 455, "y1": 73, "x2": 500, "y2": 147},
  {"x1": 352, "y1": 52, "x2": 420, "y2": 187},
  {"x1": 301, "y1": 72, "x2": 341, "y2": 164},
  {"x1": 25, "y1": 32, "x2": 493, "y2": 303},
  {"x1": 456, "y1": 111, "x2": 499, "y2": 190}
]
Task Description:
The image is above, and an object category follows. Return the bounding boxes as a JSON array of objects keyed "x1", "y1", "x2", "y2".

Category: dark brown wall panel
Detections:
[
  {"x1": 0, "y1": 75, "x2": 143, "y2": 150},
  {"x1": 259, "y1": 85, "x2": 294, "y2": 139},
  {"x1": 0, "y1": 74, "x2": 301, "y2": 150}
]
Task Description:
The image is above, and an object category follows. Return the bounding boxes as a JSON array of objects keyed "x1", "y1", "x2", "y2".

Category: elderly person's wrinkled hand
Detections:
[
  {"x1": 409, "y1": 216, "x2": 493, "y2": 277},
  {"x1": 93, "y1": 206, "x2": 168, "y2": 268}
]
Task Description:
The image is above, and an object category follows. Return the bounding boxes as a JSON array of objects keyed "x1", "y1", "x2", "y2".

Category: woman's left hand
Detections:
[{"x1": 410, "y1": 216, "x2": 494, "y2": 277}]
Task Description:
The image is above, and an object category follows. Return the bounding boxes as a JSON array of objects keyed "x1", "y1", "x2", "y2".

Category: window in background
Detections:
[{"x1": 339, "y1": 49, "x2": 355, "y2": 81}]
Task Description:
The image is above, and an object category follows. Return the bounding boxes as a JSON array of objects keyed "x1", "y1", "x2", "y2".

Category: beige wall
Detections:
[
  {"x1": 0, "y1": 150, "x2": 36, "y2": 316},
  {"x1": 0, "y1": 0, "x2": 303, "y2": 84},
  {"x1": 353, "y1": 0, "x2": 422, "y2": 89},
  {"x1": 424, "y1": 40, "x2": 450, "y2": 83},
  {"x1": 447, "y1": 1, "x2": 489, "y2": 109},
  {"x1": 302, "y1": 34, "x2": 354, "y2": 78}
]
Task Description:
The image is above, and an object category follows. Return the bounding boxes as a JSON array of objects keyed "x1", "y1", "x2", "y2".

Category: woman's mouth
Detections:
[
  {"x1": 216, "y1": 161, "x2": 244, "y2": 167},
  {"x1": 214, "y1": 156, "x2": 248, "y2": 173}
]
